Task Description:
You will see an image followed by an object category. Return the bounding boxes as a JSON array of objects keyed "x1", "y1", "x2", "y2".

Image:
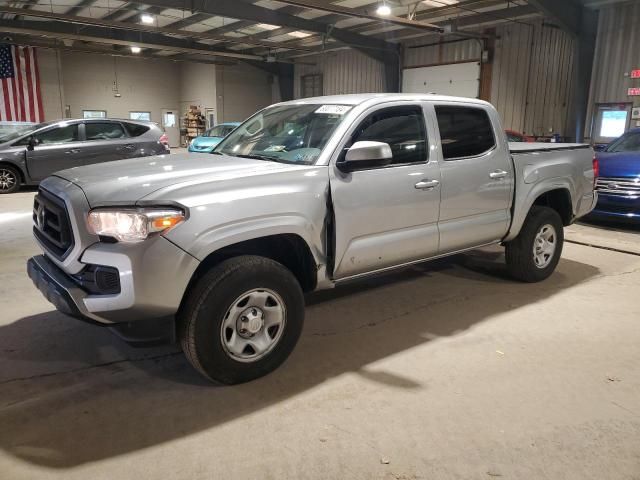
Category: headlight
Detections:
[
  {"x1": 87, "y1": 208, "x2": 185, "y2": 242},
  {"x1": 189, "y1": 139, "x2": 195, "y2": 147}
]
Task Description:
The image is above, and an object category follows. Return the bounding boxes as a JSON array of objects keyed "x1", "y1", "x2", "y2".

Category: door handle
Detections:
[
  {"x1": 414, "y1": 179, "x2": 440, "y2": 190},
  {"x1": 124, "y1": 144, "x2": 136, "y2": 150},
  {"x1": 64, "y1": 149, "x2": 80, "y2": 154},
  {"x1": 489, "y1": 169, "x2": 508, "y2": 179}
]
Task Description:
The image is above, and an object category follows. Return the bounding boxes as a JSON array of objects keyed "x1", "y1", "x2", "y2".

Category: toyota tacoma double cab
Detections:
[{"x1": 27, "y1": 94, "x2": 598, "y2": 384}]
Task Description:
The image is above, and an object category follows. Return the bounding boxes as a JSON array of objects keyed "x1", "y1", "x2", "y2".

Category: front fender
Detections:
[{"x1": 166, "y1": 214, "x2": 326, "y2": 264}]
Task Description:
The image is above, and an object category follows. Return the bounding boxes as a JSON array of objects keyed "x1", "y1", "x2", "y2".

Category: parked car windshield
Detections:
[
  {"x1": 0, "y1": 122, "x2": 53, "y2": 144},
  {"x1": 215, "y1": 104, "x2": 353, "y2": 165},
  {"x1": 606, "y1": 131, "x2": 640, "y2": 153},
  {"x1": 205, "y1": 125, "x2": 233, "y2": 137}
]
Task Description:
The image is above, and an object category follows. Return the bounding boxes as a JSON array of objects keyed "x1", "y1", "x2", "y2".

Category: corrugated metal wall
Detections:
[
  {"x1": 586, "y1": 1, "x2": 640, "y2": 136},
  {"x1": 491, "y1": 20, "x2": 575, "y2": 137},
  {"x1": 293, "y1": 49, "x2": 386, "y2": 98},
  {"x1": 403, "y1": 22, "x2": 575, "y2": 137}
]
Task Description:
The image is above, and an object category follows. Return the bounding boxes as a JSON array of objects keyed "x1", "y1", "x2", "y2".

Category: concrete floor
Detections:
[{"x1": 1, "y1": 191, "x2": 639, "y2": 480}]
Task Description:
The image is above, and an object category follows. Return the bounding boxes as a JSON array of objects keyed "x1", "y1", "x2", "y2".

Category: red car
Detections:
[{"x1": 506, "y1": 129, "x2": 535, "y2": 142}]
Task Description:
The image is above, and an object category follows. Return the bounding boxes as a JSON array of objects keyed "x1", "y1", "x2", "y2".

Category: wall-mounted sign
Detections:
[
  {"x1": 628, "y1": 87, "x2": 640, "y2": 96},
  {"x1": 631, "y1": 69, "x2": 640, "y2": 79},
  {"x1": 632, "y1": 107, "x2": 640, "y2": 120}
]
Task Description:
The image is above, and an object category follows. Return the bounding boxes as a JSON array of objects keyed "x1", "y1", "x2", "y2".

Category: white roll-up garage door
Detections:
[{"x1": 402, "y1": 62, "x2": 480, "y2": 98}]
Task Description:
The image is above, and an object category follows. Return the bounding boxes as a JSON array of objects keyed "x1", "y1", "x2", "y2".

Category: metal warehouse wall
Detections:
[
  {"x1": 404, "y1": 20, "x2": 575, "y2": 137},
  {"x1": 293, "y1": 49, "x2": 386, "y2": 98},
  {"x1": 586, "y1": 0, "x2": 640, "y2": 137},
  {"x1": 491, "y1": 20, "x2": 575, "y2": 137}
]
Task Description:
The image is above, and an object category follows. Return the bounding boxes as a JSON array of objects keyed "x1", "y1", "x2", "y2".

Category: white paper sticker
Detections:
[{"x1": 315, "y1": 105, "x2": 351, "y2": 115}]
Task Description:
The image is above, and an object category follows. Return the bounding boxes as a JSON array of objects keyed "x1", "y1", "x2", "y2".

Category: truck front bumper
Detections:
[
  {"x1": 27, "y1": 254, "x2": 102, "y2": 324},
  {"x1": 28, "y1": 235, "x2": 200, "y2": 326}
]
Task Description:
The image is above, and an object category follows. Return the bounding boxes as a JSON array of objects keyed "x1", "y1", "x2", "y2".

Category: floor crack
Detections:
[{"x1": 0, "y1": 351, "x2": 182, "y2": 386}]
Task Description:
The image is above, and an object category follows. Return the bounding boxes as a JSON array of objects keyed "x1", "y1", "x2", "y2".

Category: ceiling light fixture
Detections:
[
  {"x1": 376, "y1": 3, "x2": 391, "y2": 16},
  {"x1": 130, "y1": 46, "x2": 142, "y2": 53},
  {"x1": 256, "y1": 23, "x2": 280, "y2": 30},
  {"x1": 140, "y1": 13, "x2": 154, "y2": 24},
  {"x1": 287, "y1": 31, "x2": 312, "y2": 38}
]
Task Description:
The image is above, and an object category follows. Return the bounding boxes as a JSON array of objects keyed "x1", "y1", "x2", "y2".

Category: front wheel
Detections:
[
  {"x1": 0, "y1": 165, "x2": 20, "y2": 194},
  {"x1": 505, "y1": 206, "x2": 564, "y2": 282},
  {"x1": 178, "y1": 255, "x2": 305, "y2": 384}
]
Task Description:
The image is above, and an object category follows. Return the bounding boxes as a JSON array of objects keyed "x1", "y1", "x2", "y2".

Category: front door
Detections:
[
  {"x1": 161, "y1": 109, "x2": 180, "y2": 148},
  {"x1": 25, "y1": 123, "x2": 84, "y2": 181},
  {"x1": 330, "y1": 103, "x2": 441, "y2": 280},
  {"x1": 431, "y1": 103, "x2": 513, "y2": 253}
]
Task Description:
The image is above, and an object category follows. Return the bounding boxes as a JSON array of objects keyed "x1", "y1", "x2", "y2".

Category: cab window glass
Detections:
[
  {"x1": 435, "y1": 106, "x2": 496, "y2": 159},
  {"x1": 85, "y1": 122, "x2": 126, "y2": 141},
  {"x1": 35, "y1": 124, "x2": 79, "y2": 144},
  {"x1": 351, "y1": 107, "x2": 427, "y2": 165}
]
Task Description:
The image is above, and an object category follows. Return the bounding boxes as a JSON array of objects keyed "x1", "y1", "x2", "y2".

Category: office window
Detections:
[
  {"x1": 435, "y1": 106, "x2": 495, "y2": 160},
  {"x1": 83, "y1": 110, "x2": 107, "y2": 119},
  {"x1": 130, "y1": 111, "x2": 151, "y2": 121},
  {"x1": 301, "y1": 74, "x2": 322, "y2": 98}
]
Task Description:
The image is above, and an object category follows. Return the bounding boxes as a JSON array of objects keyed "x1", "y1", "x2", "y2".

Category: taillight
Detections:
[{"x1": 592, "y1": 155, "x2": 599, "y2": 188}]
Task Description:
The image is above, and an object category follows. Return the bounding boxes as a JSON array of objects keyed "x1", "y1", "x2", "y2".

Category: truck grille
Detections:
[
  {"x1": 33, "y1": 188, "x2": 75, "y2": 260},
  {"x1": 595, "y1": 177, "x2": 640, "y2": 198}
]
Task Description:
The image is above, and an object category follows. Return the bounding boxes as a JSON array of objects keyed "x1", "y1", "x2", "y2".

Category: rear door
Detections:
[
  {"x1": 329, "y1": 102, "x2": 441, "y2": 279},
  {"x1": 81, "y1": 121, "x2": 130, "y2": 163},
  {"x1": 430, "y1": 103, "x2": 513, "y2": 253},
  {"x1": 25, "y1": 123, "x2": 83, "y2": 181}
]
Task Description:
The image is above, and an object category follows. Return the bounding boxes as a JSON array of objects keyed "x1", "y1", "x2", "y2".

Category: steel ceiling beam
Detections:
[
  {"x1": 0, "y1": 19, "x2": 265, "y2": 60},
  {"x1": 0, "y1": 6, "x2": 315, "y2": 52},
  {"x1": 527, "y1": 0, "x2": 582, "y2": 36},
  {"x1": 254, "y1": 0, "x2": 443, "y2": 33},
  {"x1": 126, "y1": 0, "x2": 399, "y2": 57}
]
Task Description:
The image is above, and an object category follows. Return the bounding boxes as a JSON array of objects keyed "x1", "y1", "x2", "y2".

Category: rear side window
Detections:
[
  {"x1": 85, "y1": 122, "x2": 126, "y2": 141},
  {"x1": 124, "y1": 122, "x2": 150, "y2": 137},
  {"x1": 435, "y1": 106, "x2": 495, "y2": 160},
  {"x1": 351, "y1": 106, "x2": 427, "y2": 165}
]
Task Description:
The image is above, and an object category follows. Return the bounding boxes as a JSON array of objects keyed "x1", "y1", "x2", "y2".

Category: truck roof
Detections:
[{"x1": 277, "y1": 93, "x2": 493, "y2": 108}]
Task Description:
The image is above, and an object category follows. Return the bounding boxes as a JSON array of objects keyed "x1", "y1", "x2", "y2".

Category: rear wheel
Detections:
[
  {"x1": 178, "y1": 255, "x2": 305, "y2": 384},
  {"x1": 0, "y1": 165, "x2": 20, "y2": 194},
  {"x1": 505, "y1": 206, "x2": 564, "y2": 282}
]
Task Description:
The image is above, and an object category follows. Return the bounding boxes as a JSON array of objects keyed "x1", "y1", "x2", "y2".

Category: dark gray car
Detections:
[{"x1": 0, "y1": 118, "x2": 169, "y2": 194}]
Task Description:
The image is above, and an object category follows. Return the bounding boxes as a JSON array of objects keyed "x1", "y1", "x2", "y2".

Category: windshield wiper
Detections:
[{"x1": 233, "y1": 153, "x2": 283, "y2": 162}]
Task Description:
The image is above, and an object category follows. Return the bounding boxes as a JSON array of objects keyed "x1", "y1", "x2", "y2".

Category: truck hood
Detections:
[
  {"x1": 597, "y1": 151, "x2": 640, "y2": 178},
  {"x1": 54, "y1": 152, "x2": 302, "y2": 206}
]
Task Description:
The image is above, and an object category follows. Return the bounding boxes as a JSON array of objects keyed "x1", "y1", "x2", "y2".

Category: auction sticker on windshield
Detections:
[{"x1": 315, "y1": 105, "x2": 351, "y2": 115}]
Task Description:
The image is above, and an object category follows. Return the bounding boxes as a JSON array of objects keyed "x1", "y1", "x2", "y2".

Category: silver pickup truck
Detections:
[{"x1": 27, "y1": 94, "x2": 598, "y2": 384}]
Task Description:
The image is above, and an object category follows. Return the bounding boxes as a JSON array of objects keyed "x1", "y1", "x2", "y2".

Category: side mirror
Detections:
[
  {"x1": 337, "y1": 141, "x2": 393, "y2": 172},
  {"x1": 27, "y1": 136, "x2": 39, "y2": 151},
  {"x1": 593, "y1": 143, "x2": 607, "y2": 152}
]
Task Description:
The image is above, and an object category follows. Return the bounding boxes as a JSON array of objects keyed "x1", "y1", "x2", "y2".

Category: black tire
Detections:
[
  {"x1": 0, "y1": 165, "x2": 20, "y2": 194},
  {"x1": 505, "y1": 206, "x2": 564, "y2": 283},
  {"x1": 178, "y1": 255, "x2": 305, "y2": 384}
]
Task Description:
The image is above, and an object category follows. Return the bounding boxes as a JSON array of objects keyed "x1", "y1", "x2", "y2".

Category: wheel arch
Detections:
[
  {"x1": 183, "y1": 233, "x2": 319, "y2": 304},
  {"x1": 506, "y1": 184, "x2": 575, "y2": 241},
  {"x1": 0, "y1": 160, "x2": 26, "y2": 184}
]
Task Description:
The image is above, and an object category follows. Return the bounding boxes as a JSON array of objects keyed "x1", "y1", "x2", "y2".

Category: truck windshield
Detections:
[
  {"x1": 214, "y1": 104, "x2": 353, "y2": 165},
  {"x1": 606, "y1": 131, "x2": 640, "y2": 153}
]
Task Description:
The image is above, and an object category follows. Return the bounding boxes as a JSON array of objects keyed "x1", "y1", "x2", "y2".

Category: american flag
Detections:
[{"x1": 0, "y1": 44, "x2": 44, "y2": 123}]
